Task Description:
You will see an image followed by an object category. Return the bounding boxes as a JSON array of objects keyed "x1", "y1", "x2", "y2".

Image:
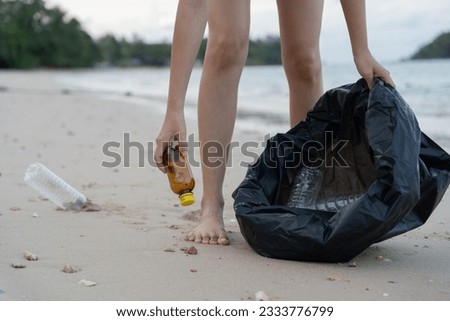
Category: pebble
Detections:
[
  {"x1": 382, "y1": 293, "x2": 389, "y2": 297},
  {"x1": 79, "y1": 279, "x2": 96, "y2": 287},
  {"x1": 62, "y1": 264, "x2": 81, "y2": 273},
  {"x1": 10, "y1": 207, "x2": 21, "y2": 211},
  {"x1": 190, "y1": 269, "x2": 198, "y2": 273},
  {"x1": 32, "y1": 212, "x2": 39, "y2": 218},
  {"x1": 11, "y1": 263, "x2": 26, "y2": 269},
  {"x1": 348, "y1": 261, "x2": 357, "y2": 267},
  {"x1": 376, "y1": 255, "x2": 391, "y2": 262},
  {"x1": 23, "y1": 250, "x2": 38, "y2": 261},
  {"x1": 255, "y1": 291, "x2": 270, "y2": 301},
  {"x1": 185, "y1": 246, "x2": 198, "y2": 255}
]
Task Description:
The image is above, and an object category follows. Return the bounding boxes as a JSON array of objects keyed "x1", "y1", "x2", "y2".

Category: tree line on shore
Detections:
[
  {"x1": 0, "y1": 0, "x2": 281, "y2": 69},
  {"x1": 1, "y1": 0, "x2": 448, "y2": 69}
]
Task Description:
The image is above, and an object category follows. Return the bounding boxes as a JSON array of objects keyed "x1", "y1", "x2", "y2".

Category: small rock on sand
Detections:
[
  {"x1": 62, "y1": 264, "x2": 81, "y2": 273},
  {"x1": 182, "y1": 246, "x2": 198, "y2": 255},
  {"x1": 23, "y1": 250, "x2": 38, "y2": 261},
  {"x1": 11, "y1": 263, "x2": 26, "y2": 269}
]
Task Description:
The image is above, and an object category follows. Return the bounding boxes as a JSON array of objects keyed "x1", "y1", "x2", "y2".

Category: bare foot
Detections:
[{"x1": 185, "y1": 207, "x2": 229, "y2": 245}]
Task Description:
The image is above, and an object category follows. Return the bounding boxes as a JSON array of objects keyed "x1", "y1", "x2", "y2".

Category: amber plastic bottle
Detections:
[{"x1": 163, "y1": 143, "x2": 195, "y2": 206}]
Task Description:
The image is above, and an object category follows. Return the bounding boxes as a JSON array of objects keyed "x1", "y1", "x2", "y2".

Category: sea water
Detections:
[{"x1": 54, "y1": 59, "x2": 450, "y2": 151}]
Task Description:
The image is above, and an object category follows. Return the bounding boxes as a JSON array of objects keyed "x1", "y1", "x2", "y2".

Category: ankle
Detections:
[{"x1": 201, "y1": 197, "x2": 225, "y2": 211}]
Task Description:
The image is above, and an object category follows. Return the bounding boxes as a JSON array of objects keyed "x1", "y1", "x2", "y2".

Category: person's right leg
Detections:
[
  {"x1": 186, "y1": 0, "x2": 250, "y2": 245},
  {"x1": 277, "y1": 0, "x2": 324, "y2": 126}
]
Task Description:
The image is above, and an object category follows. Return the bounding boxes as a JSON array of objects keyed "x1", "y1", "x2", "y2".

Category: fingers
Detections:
[
  {"x1": 364, "y1": 75, "x2": 374, "y2": 89},
  {"x1": 366, "y1": 66, "x2": 395, "y2": 90},
  {"x1": 177, "y1": 132, "x2": 189, "y2": 158},
  {"x1": 380, "y1": 73, "x2": 395, "y2": 88},
  {"x1": 354, "y1": 53, "x2": 395, "y2": 89},
  {"x1": 154, "y1": 138, "x2": 168, "y2": 173},
  {"x1": 370, "y1": 73, "x2": 395, "y2": 89},
  {"x1": 154, "y1": 130, "x2": 189, "y2": 173}
]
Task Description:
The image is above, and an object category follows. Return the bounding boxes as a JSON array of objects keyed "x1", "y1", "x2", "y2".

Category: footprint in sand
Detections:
[{"x1": 182, "y1": 209, "x2": 201, "y2": 222}]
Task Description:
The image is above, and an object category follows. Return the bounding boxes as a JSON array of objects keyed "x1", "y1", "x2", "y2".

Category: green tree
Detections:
[
  {"x1": 247, "y1": 36, "x2": 281, "y2": 65},
  {"x1": 411, "y1": 32, "x2": 450, "y2": 59},
  {"x1": 0, "y1": 0, "x2": 100, "y2": 68},
  {"x1": 97, "y1": 34, "x2": 124, "y2": 65}
]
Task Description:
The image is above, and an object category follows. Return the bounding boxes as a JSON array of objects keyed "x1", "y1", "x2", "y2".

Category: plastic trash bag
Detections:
[{"x1": 232, "y1": 78, "x2": 450, "y2": 263}]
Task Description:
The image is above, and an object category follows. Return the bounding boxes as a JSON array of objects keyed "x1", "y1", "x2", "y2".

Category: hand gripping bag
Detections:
[{"x1": 232, "y1": 78, "x2": 450, "y2": 262}]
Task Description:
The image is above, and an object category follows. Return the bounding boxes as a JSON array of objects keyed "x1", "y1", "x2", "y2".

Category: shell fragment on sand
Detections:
[
  {"x1": 255, "y1": 290, "x2": 270, "y2": 301},
  {"x1": 23, "y1": 250, "x2": 38, "y2": 261},
  {"x1": 79, "y1": 279, "x2": 96, "y2": 287}
]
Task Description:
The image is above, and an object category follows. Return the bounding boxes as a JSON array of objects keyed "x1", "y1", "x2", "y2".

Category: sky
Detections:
[{"x1": 45, "y1": 0, "x2": 450, "y2": 64}]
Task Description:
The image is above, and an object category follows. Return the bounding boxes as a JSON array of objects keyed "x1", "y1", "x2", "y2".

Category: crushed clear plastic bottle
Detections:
[
  {"x1": 287, "y1": 167, "x2": 362, "y2": 211},
  {"x1": 24, "y1": 162, "x2": 87, "y2": 210},
  {"x1": 314, "y1": 193, "x2": 362, "y2": 212},
  {"x1": 287, "y1": 167, "x2": 323, "y2": 209}
]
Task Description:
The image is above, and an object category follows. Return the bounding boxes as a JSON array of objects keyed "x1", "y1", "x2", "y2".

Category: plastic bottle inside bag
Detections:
[
  {"x1": 287, "y1": 166, "x2": 362, "y2": 211},
  {"x1": 287, "y1": 167, "x2": 323, "y2": 209},
  {"x1": 315, "y1": 193, "x2": 362, "y2": 212}
]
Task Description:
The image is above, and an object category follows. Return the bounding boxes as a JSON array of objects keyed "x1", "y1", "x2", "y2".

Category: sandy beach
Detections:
[{"x1": 1, "y1": 70, "x2": 449, "y2": 301}]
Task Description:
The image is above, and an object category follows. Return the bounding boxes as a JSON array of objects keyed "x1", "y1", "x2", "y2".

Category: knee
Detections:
[
  {"x1": 207, "y1": 35, "x2": 249, "y2": 71},
  {"x1": 282, "y1": 47, "x2": 322, "y2": 85}
]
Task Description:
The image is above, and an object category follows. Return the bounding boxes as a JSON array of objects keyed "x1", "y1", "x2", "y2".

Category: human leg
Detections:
[
  {"x1": 186, "y1": 0, "x2": 250, "y2": 245},
  {"x1": 277, "y1": 0, "x2": 324, "y2": 126}
]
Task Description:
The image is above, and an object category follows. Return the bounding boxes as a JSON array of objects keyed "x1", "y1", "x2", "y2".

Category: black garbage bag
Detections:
[{"x1": 232, "y1": 78, "x2": 450, "y2": 263}]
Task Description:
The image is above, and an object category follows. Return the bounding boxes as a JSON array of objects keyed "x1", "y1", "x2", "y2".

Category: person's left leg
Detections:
[{"x1": 277, "y1": 0, "x2": 324, "y2": 126}]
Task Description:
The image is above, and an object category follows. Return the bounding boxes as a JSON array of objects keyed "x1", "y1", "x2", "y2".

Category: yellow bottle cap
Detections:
[{"x1": 179, "y1": 192, "x2": 195, "y2": 206}]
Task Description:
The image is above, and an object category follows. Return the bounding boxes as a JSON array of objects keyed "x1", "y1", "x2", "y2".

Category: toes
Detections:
[
  {"x1": 186, "y1": 233, "x2": 228, "y2": 245},
  {"x1": 185, "y1": 232, "x2": 195, "y2": 242},
  {"x1": 185, "y1": 225, "x2": 230, "y2": 245},
  {"x1": 194, "y1": 234, "x2": 203, "y2": 243},
  {"x1": 218, "y1": 236, "x2": 230, "y2": 246},
  {"x1": 209, "y1": 236, "x2": 218, "y2": 245},
  {"x1": 201, "y1": 235, "x2": 211, "y2": 244}
]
